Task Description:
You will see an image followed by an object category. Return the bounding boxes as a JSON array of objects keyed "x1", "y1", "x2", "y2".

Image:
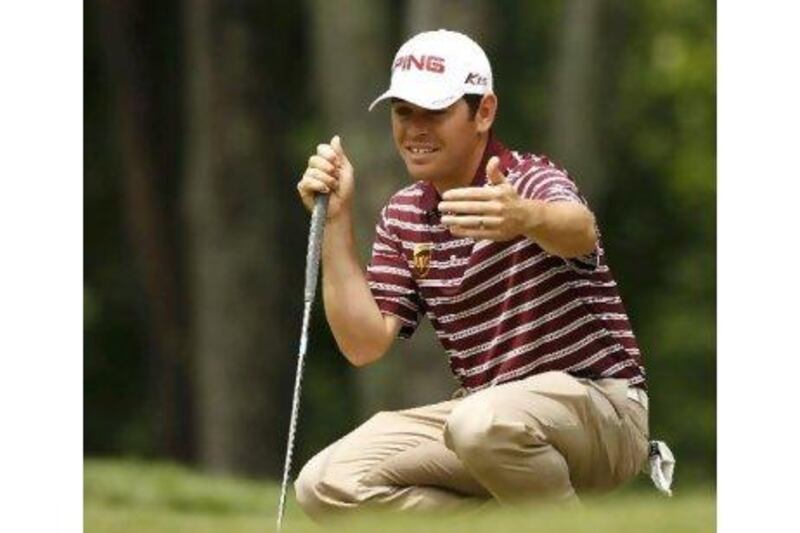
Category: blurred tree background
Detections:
[{"x1": 84, "y1": 0, "x2": 715, "y2": 486}]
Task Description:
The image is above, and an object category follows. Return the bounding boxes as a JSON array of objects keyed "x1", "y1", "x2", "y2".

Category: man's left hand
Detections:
[{"x1": 439, "y1": 156, "x2": 540, "y2": 241}]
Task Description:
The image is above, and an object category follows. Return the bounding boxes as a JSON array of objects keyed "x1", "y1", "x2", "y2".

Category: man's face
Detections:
[{"x1": 390, "y1": 98, "x2": 483, "y2": 184}]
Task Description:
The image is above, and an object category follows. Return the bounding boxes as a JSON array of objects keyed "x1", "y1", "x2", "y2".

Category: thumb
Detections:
[
  {"x1": 331, "y1": 135, "x2": 349, "y2": 166},
  {"x1": 486, "y1": 156, "x2": 505, "y2": 185}
]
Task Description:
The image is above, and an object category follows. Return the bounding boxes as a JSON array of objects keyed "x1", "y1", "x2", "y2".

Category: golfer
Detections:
[{"x1": 294, "y1": 29, "x2": 656, "y2": 518}]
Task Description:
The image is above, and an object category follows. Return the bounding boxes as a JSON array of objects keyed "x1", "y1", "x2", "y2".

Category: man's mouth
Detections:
[{"x1": 406, "y1": 145, "x2": 440, "y2": 155}]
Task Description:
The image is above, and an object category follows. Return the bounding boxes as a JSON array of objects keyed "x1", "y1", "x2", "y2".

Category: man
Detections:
[{"x1": 294, "y1": 29, "x2": 663, "y2": 519}]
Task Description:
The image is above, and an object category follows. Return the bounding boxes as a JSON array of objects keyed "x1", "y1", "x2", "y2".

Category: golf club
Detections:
[{"x1": 276, "y1": 193, "x2": 329, "y2": 532}]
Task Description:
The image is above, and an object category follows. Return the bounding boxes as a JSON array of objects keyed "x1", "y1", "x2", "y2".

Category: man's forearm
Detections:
[
  {"x1": 321, "y1": 212, "x2": 395, "y2": 366},
  {"x1": 522, "y1": 200, "x2": 598, "y2": 258}
]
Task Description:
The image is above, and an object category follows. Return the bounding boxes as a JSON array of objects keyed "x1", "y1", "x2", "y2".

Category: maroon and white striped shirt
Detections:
[{"x1": 366, "y1": 137, "x2": 646, "y2": 392}]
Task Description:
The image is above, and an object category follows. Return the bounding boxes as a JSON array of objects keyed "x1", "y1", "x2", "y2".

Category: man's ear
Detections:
[{"x1": 476, "y1": 93, "x2": 497, "y2": 134}]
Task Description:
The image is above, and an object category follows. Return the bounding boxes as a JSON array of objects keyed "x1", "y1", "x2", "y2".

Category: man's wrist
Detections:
[
  {"x1": 326, "y1": 204, "x2": 353, "y2": 227},
  {"x1": 521, "y1": 199, "x2": 546, "y2": 238},
  {"x1": 324, "y1": 207, "x2": 355, "y2": 242}
]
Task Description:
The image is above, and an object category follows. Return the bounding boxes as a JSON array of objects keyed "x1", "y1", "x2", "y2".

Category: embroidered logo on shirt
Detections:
[{"x1": 412, "y1": 243, "x2": 433, "y2": 277}]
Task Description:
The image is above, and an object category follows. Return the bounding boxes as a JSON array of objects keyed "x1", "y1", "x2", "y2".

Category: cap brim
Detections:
[
  {"x1": 368, "y1": 86, "x2": 464, "y2": 112},
  {"x1": 368, "y1": 89, "x2": 394, "y2": 111}
]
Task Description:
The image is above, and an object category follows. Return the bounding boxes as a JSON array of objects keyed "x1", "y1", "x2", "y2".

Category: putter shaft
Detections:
[{"x1": 277, "y1": 194, "x2": 329, "y2": 531}]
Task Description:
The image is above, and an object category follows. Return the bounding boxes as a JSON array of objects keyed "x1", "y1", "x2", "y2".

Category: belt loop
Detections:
[
  {"x1": 627, "y1": 387, "x2": 649, "y2": 410},
  {"x1": 451, "y1": 387, "x2": 469, "y2": 400}
]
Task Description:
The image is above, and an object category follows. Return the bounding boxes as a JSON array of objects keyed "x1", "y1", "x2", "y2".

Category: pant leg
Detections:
[
  {"x1": 443, "y1": 371, "x2": 649, "y2": 505},
  {"x1": 294, "y1": 399, "x2": 490, "y2": 521}
]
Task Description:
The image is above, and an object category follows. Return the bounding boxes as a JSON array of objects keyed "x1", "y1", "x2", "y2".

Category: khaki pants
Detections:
[{"x1": 294, "y1": 371, "x2": 649, "y2": 520}]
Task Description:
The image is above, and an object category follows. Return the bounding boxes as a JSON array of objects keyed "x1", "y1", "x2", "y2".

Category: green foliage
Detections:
[
  {"x1": 85, "y1": 459, "x2": 715, "y2": 533},
  {"x1": 602, "y1": 0, "x2": 716, "y2": 483}
]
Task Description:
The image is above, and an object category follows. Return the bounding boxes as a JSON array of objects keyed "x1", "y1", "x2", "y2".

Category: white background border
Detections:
[
  {"x1": 719, "y1": 1, "x2": 800, "y2": 531},
  {"x1": 1, "y1": 1, "x2": 799, "y2": 532},
  {"x1": 0, "y1": 2, "x2": 82, "y2": 532}
]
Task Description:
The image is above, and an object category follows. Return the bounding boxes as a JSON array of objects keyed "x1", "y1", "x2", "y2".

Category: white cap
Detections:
[{"x1": 368, "y1": 29, "x2": 493, "y2": 111}]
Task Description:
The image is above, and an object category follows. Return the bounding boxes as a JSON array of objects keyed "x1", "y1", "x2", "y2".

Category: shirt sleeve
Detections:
[
  {"x1": 513, "y1": 160, "x2": 601, "y2": 272},
  {"x1": 365, "y1": 207, "x2": 423, "y2": 338},
  {"x1": 514, "y1": 160, "x2": 583, "y2": 204}
]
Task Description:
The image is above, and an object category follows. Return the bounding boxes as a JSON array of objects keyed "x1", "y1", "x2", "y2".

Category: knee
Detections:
[
  {"x1": 444, "y1": 397, "x2": 507, "y2": 466},
  {"x1": 293, "y1": 452, "x2": 344, "y2": 521},
  {"x1": 294, "y1": 413, "x2": 397, "y2": 519},
  {"x1": 293, "y1": 457, "x2": 323, "y2": 519},
  {"x1": 444, "y1": 396, "x2": 541, "y2": 469},
  {"x1": 444, "y1": 397, "x2": 490, "y2": 459}
]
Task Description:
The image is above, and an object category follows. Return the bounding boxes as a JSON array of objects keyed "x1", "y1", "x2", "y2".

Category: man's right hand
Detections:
[
  {"x1": 297, "y1": 135, "x2": 354, "y2": 220},
  {"x1": 296, "y1": 134, "x2": 399, "y2": 366}
]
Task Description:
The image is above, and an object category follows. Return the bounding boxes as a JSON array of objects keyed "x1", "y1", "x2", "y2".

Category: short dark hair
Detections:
[{"x1": 463, "y1": 94, "x2": 482, "y2": 120}]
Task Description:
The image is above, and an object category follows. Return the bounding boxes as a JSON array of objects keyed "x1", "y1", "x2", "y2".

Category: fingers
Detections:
[
  {"x1": 308, "y1": 154, "x2": 335, "y2": 174},
  {"x1": 316, "y1": 135, "x2": 350, "y2": 166},
  {"x1": 448, "y1": 225, "x2": 503, "y2": 240},
  {"x1": 316, "y1": 142, "x2": 339, "y2": 165},
  {"x1": 441, "y1": 215, "x2": 503, "y2": 229},
  {"x1": 297, "y1": 178, "x2": 328, "y2": 199},
  {"x1": 438, "y1": 200, "x2": 502, "y2": 215},
  {"x1": 486, "y1": 156, "x2": 506, "y2": 185},
  {"x1": 330, "y1": 135, "x2": 344, "y2": 158},
  {"x1": 299, "y1": 151, "x2": 340, "y2": 198},
  {"x1": 441, "y1": 187, "x2": 499, "y2": 201},
  {"x1": 297, "y1": 136, "x2": 352, "y2": 211},
  {"x1": 331, "y1": 134, "x2": 353, "y2": 169},
  {"x1": 307, "y1": 135, "x2": 351, "y2": 175},
  {"x1": 300, "y1": 168, "x2": 339, "y2": 192}
]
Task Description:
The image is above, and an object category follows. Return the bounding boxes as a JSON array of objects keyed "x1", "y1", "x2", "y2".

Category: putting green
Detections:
[{"x1": 85, "y1": 459, "x2": 715, "y2": 532}]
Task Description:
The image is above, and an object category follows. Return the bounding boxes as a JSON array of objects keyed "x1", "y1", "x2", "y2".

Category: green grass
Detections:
[{"x1": 85, "y1": 459, "x2": 715, "y2": 532}]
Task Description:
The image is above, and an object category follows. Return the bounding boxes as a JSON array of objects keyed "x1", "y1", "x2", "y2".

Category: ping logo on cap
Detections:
[{"x1": 393, "y1": 55, "x2": 446, "y2": 74}]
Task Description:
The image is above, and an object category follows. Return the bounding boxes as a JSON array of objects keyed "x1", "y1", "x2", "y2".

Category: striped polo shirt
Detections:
[{"x1": 366, "y1": 137, "x2": 646, "y2": 392}]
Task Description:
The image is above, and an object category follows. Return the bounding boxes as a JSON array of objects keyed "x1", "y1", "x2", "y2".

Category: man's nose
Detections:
[{"x1": 407, "y1": 113, "x2": 431, "y2": 135}]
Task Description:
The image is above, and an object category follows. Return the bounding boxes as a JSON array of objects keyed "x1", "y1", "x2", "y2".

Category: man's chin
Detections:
[{"x1": 405, "y1": 164, "x2": 438, "y2": 182}]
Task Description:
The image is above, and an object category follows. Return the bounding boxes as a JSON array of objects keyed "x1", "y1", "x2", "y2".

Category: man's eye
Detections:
[{"x1": 394, "y1": 107, "x2": 411, "y2": 116}]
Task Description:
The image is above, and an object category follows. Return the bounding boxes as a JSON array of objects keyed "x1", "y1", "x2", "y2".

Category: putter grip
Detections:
[{"x1": 304, "y1": 194, "x2": 329, "y2": 303}]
